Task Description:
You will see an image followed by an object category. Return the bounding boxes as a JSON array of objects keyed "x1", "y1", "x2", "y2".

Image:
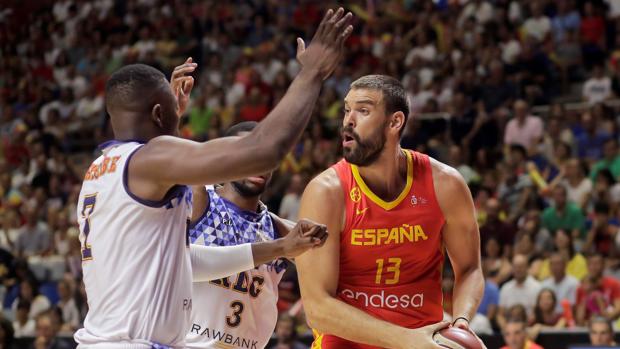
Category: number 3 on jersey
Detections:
[
  {"x1": 226, "y1": 300, "x2": 244, "y2": 327},
  {"x1": 81, "y1": 194, "x2": 97, "y2": 261}
]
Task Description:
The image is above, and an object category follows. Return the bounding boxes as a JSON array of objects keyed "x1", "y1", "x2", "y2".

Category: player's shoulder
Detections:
[
  {"x1": 427, "y1": 156, "x2": 471, "y2": 205},
  {"x1": 304, "y1": 168, "x2": 344, "y2": 201},
  {"x1": 428, "y1": 156, "x2": 464, "y2": 187}
]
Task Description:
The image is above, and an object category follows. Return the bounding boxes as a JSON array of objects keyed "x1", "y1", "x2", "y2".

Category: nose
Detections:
[{"x1": 343, "y1": 110, "x2": 356, "y2": 129}]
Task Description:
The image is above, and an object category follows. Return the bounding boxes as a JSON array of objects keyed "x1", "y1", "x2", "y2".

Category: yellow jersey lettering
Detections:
[
  {"x1": 376, "y1": 228, "x2": 389, "y2": 245},
  {"x1": 350, "y1": 224, "x2": 429, "y2": 246},
  {"x1": 351, "y1": 229, "x2": 363, "y2": 245},
  {"x1": 386, "y1": 227, "x2": 399, "y2": 244},
  {"x1": 414, "y1": 225, "x2": 428, "y2": 241},
  {"x1": 401, "y1": 225, "x2": 414, "y2": 243},
  {"x1": 363, "y1": 229, "x2": 376, "y2": 245}
]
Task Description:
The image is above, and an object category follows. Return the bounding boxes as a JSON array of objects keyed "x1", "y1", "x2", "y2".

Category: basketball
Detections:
[{"x1": 433, "y1": 327, "x2": 484, "y2": 349}]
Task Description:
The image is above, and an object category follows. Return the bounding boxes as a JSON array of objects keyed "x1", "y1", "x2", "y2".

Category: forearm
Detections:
[
  {"x1": 190, "y1": 244, "x2": 254, "y2": 282},
  {"x1": 306, "y1": 296, "x2": 409, "y2": 349},
  {"x1": 250, "y1": 68, "x2": 322, "y2": 161},
  {"x1": 452, "y1": 267, "x2": 484, "y2": 321},
  {"x1": 190, "y1": 240, "x2": 292, "y2": 282},
  {"x1": 250, "y1": 239, "x2": 288, "y2": 266}
]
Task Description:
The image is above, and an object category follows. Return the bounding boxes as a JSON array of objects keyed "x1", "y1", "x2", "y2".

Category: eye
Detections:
[
  {"x1": 344, "y1": 108, "x2": 350, "y2": 114},
  {"x1": 360, "y1": 108, "x2": 369, "y2": 115}
]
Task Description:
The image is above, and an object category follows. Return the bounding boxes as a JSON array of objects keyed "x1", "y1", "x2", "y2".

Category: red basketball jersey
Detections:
[{"x1": 313, "y1": 150, "x2": 446, "y2": 349}]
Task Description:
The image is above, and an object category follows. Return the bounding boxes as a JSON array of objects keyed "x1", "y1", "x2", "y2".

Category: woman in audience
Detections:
[
  {"x1": 11, "y1": 278, "x2": 50, "y2": 320},
  {"x1": 534, "y1": 229, "x2": 588, "y2": 280},
  {"x1": 532, "y1": 288, "x2": 565, "y2": 327}
]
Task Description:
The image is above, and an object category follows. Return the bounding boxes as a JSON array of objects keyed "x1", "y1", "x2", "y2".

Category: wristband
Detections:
[{"x1": 452, "y1": 316, "x2": 470, "y2": 325}]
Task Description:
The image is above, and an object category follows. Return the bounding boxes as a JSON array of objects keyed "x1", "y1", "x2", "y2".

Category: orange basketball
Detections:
[{"x1": 433, "y1": 327, "x2": 484, "y2": 349}]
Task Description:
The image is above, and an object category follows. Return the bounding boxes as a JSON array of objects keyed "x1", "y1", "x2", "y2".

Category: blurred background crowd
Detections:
[{"x1": 2, "y1": 0, "x2": 620, "y2": 348}]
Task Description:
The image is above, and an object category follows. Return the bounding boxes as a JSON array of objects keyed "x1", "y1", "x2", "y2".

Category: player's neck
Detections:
[
  {"x1": 218, "y1": 185, "x2": 260, "y2": 212},
  {"x1": 356, "y1": 146, "x2": 407, "y2": 201},
  {"x1": 112, "y1": 115, "x2": 166, "y2": 142}
]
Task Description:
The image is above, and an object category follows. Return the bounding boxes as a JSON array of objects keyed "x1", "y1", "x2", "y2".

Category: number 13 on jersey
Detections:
[
  {"x1": 375, "y1": 257, "x2": 401, "y2": 285},
  {"x1": 81, "y1": 194, "x2": 98, "y2": 261}
]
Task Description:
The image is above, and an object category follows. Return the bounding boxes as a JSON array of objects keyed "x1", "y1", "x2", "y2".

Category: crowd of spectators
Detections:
[{"x1": 2, "y1": 0, "x2": 620, "y2": 348}]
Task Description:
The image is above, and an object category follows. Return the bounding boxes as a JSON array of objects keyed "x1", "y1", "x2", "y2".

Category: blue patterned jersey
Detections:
[{"x1": 186, "y1": 186, "x2": 288, "y2": 349}]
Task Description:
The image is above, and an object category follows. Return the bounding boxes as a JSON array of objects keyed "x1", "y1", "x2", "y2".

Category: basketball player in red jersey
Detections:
[{"x1": 295, "y1": 75, "x2": 485, "y2": 349}]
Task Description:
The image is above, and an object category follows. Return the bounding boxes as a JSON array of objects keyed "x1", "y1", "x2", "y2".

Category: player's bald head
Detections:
[
  {"x1": 105, "y1": 64, "x2": 179, "y2": 138},
  {"x1": 105, "y1": 64, "x2": 170, "y2": 113}
]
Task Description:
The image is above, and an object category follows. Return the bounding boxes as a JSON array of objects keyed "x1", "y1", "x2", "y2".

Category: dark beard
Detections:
[
  {"x1": 342, "y1": 123, "x2": 387, "y2": 166},
  {"x1": 231, "y1": 180, "x2": 265, "y2": 198}
]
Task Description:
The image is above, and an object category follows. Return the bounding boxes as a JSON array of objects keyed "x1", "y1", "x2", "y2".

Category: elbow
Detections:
[{"x1": 303, "y1": 298, "x2": 326, "y2": 331}]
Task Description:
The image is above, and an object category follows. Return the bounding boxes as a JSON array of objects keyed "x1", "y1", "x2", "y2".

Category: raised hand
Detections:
[
  {"x1": 296, "y1": 7, "x2": 354, "y2": 80},
  {"x1": 170, "y1": 57, "x2": 197, "y2": 117},
  {"x1": 281, "y1": 219, "x2": 328, "y2": 259}
]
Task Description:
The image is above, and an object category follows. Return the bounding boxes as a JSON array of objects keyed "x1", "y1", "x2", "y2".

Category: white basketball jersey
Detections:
[
  {"x1": 74, "y1": 141, "x2": 193, "y2": 349},
  {"x1": 185, "y1": 187, "x2": 287, "y2": 349}
]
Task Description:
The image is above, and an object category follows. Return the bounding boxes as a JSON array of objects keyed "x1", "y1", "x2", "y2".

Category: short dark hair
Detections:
[
  {"x1": 225, "y1": 121, "x2": 258, "y2": 137},
  {"x1": 105, "y1": 64, "x2": 166, "y2": 111},
  {"x1": 350, "y1": 75, "x2": 410, "y2": 135},
  {"x1": 509, "y1": 144, "x2": 527, "y2": 158},
  {"x1": 505, "y1": 317, "x2": 527, "y2": 330}
]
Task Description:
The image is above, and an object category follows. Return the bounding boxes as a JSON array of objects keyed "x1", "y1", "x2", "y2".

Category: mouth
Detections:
[
  {"x1": 342, "y1": 133, "x2": 356, "y2": 147},
  {"x1": 246, "y1": 176, "x2": 266, "y2": 185}
]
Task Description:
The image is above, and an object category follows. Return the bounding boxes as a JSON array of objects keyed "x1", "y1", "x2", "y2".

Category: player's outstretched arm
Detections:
[
  {"x1": 296, "y1": 170, "x2": 448, "y2": 349},
  {"x1": 191, "y1": 219, "x2": 327, "y2": 282},
  {"x1": 127, "y1": 9, "x2": 353, "y2": 202},
  {"x1": 432, "y1": 159, "x2": 486, "y2": 347}
]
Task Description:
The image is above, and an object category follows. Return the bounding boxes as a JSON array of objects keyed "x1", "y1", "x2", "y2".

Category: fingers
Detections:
[
  {"x1": 312, "y1": 231, "x2": 328, "y2": 247},
  {"x1": 425, "y1": 321, "x2": 450, "y2": 334},
  {"x1": 300, "y1": 222, "x2": 327, "y2": 237},
  {"x1": 182, "y1": 76, "x2": 194, "y2": 95},
  {"x1": 171, "y1": 65, "x2": 197, "y2": 81},
  {"x1": 327, "y1": 10, "x2": 352, "y2": 41},
  {"x1": 173, "y1": 77, "x2": 194, "y2": 96},
  {"x1": 337, "y1": 24, "x2": 354, "y2": 47},
  {"x1": 171, "y1": 58, "x2": 198, "y2": 81},
  {"x1": 296, "y1": 37, "x2": 305, "y2": 57},
  {"x1": 322, "y1": 7, "x2": 345, "y2": 42},
  {"x1": 314, "y1": 8, "x2": 334, "y2": 39}
]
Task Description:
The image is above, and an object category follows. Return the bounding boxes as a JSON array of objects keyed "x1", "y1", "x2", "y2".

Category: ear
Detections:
[
  {"x1": 151, "y1": 104, "x2": 164, "y2": 129},
  {"x1": 390, "y1": 111, "x2": 406, "y2": 134}
]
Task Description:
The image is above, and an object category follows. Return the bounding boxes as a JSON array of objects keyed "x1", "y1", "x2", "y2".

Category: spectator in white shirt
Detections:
[
  {"x1": 522, "y1": 1, "x2": 551, "y2": 42},
  {"x1": 504, "y1": 99, "x2": 544, "y2": 151},
  {"x1": 541, "y1": 252, "x2": 580, "y2": 314},
  {"x1": 75, "y1": 88, "x2": 104, "y2": 120},
  {"x1": 13, "y1": 300, "x2": 36, "y2": 338},
  {"x1": 458, "y1": 0, "x2": 494, "y2": 28},
  {"x1": 583, "y1": 65, "x2": 612, "y2": 104},
  {"x1": 498, "y1": 254, "x2": 542, "y2": 328}
]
